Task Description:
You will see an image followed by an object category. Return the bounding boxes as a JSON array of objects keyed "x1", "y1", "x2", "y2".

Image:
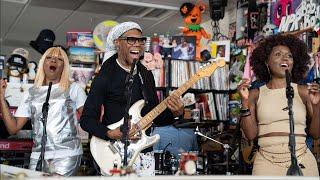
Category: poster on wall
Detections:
[
  {"x1": 69, "y1": 47, "x2": 96, "y2": 64},
  {"x1": 70, "y1": 66, "x2": 95, "y2": 89},
  {"x1": 272, "y1": 0, "x2": 319, "y2": 33},
  {"x1": 171, "y1": 36, "x2": 196, "y2": 60},
  {"x1": 271, "y1": 0, "x2": 302, "y2": 27}
]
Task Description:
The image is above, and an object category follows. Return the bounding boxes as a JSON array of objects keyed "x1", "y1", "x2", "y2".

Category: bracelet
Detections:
[
  {"x1": 240, "y1": 108, "x2": 250, "y2": 114},
  {"x1": 240, "y1": 112, "x2": 251, "y2": 117}
]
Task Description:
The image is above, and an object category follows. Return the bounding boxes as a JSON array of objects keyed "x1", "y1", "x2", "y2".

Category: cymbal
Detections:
[{"x1": 174, "y1": 120, "x2": 221, "y2": 128}]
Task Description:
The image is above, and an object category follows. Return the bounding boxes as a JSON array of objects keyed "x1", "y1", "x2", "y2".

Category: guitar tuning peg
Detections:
[
  {"x1": 206, "y1": 62, "x2": 211, "y2": 66},
  {"x1": 200, "y1": 65, "x2": 203, "y2": 68}
]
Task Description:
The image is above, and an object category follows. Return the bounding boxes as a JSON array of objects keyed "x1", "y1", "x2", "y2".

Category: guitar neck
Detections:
[
  {"x1": 129, "y1": 75, "x2": 201, "y2": 136},
  {"x1": 128, "y1": 59, "x2": 225, "y2": 136}
]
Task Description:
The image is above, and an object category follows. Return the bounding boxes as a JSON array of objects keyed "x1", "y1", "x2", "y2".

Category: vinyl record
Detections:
[{"x1": 93, "y1": 20, "x2": 118, "y2": 51}]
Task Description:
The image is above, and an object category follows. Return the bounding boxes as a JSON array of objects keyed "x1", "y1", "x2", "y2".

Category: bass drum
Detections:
[{"x1": 178, "y1": 151, "x2": 207, "y2": 175}]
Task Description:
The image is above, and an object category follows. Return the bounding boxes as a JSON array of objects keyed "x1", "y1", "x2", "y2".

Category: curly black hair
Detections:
[{"x1": 250, "y1": 34, "x2": 310, "y2": 83}]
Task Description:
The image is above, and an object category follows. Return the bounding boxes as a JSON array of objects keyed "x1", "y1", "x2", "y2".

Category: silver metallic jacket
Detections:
[{"x1": 26, "y1": 85, "x2": 82, "y2": 159}]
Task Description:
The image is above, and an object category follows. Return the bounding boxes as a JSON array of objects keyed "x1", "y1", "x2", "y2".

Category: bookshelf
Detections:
[{"x1": 153, "y1": 58, "x2": 231, "y2": 123}]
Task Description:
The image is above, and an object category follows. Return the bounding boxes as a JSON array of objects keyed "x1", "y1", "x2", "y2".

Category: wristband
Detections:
[
  {"x1": 240, "y1": 108, "x2": 250, "y2": 114},
  {"x1": 240, "y1": 111, "x2": 251, "y2": 117}
]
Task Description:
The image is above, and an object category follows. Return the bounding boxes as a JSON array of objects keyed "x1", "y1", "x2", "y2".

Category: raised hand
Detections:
[
  {"x1": 0, "y1": 79, "x2": 7, "y2": 100},
  {"x1": 237, "y1": 78, "x2": 251, "y2": 101},
  {"x1": 307, "y1": 83, "x2": 320, "y2": 105}
]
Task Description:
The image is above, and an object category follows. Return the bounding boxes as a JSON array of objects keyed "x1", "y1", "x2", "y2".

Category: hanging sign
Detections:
[{"x1": 278, "y1": 1, "x2": 320, "y2": 33}]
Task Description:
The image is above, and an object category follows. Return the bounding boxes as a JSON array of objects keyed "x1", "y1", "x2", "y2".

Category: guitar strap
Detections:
[
  {"x1": 138, "y1": 71, "x2": 147, "y2": 102},
  {"x1": 137, "y1": 62, "x2": 158, "y2": 106}
]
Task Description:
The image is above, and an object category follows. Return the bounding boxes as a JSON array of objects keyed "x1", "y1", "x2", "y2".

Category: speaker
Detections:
[{"x1": 209, "y1": 0, "x2": 228, "y2": 21}]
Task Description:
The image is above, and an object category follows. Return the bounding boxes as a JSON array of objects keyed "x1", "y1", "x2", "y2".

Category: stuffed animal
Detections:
[
  {"x1": 179, "y1": 2, "x2": 210, "y2": 61},
  {"x1": 27, "y1": 61, "x2": 37, "y2": 82},
  {"x1": 6, "y1": 48, "x2": 29, "y2": 83}
]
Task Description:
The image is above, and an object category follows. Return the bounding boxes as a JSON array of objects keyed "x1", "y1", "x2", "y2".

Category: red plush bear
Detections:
[{"x1": 180, "y1": 2, "x2": 210, "y2": 61}]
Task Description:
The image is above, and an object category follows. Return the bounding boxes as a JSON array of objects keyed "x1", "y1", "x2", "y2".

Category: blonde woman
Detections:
[{"x1": 0, "y1": 47, "x2": 87, "y2": 176}]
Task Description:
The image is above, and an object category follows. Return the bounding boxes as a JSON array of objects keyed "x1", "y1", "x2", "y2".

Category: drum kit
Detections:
[
  {"x1": 153, "y1": 121, "x2": 238, "y2": 175},
  {"x1": 154, "y1": 150, "x2": 207, "y2": 175}
]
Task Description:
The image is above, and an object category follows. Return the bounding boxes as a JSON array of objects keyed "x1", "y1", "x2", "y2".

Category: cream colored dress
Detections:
[{"x1": 253, "y1": 84, "x2": 319, "y2": 176}]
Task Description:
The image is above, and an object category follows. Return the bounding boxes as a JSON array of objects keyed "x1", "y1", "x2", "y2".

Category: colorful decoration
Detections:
[
  {"x1": 273, "y1": 0, "x2": 293, "y2": 27},
  {"x1": 278, "y1": 0, "x2": 319, "y2": 33},
  {"x1": 93, "y1": 20, "x2": 118, "y2": 51},
  {"x1": 179, "y1": 2, "x2": 211, "y2": 61},
  {"x1": 141, "y1": 52, "x2": 163, "y2": 71}
]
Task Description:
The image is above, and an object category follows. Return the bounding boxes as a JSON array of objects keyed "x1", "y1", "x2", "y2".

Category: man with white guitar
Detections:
[{"x1": 80, "y1": 21, "x2": 184, "y2": 176}]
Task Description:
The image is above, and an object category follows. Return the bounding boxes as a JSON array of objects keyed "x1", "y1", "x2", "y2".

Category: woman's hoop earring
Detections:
[{"x1": 266, "y1": 64, "x2": 272, "y2": 80}]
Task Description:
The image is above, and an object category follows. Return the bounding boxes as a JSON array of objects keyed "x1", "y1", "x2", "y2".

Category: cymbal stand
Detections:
[{"x1": 195, "y1": 127, "x2": 231, "y2": 175}]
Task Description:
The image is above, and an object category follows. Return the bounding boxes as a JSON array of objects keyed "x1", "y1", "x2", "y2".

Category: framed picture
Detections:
[
  {"x1": 69, "y1": 46, "x2": 96, "y2": 64},
  {"x1": 66, "y1": 31, "x2": 93, "y2": 48},
  {"x1": 249, "y1": 12, "x2": 259, "y2": 29},
  {"x1": 171, "y1": 36, "x2": 196, "y2": 60},
  {"x1": 70, "y1": 66, "x2": 95, "y2": 89},
  {"x1": 206, "y1": 40, "x2": 230, "y2": 62}
]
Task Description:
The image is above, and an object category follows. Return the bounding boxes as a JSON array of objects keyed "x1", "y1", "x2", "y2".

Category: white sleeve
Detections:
[
  {"x1": 70, "y1": 82, "x2": 87, "y2": 109},
  {"x1": 14, "y1": 91, "x2": 31, "y2": 118}
]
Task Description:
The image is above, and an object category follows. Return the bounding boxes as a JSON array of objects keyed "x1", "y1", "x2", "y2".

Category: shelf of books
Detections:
[{"x1": 153, "y1": 59, "x2": 230, "y2": 123}]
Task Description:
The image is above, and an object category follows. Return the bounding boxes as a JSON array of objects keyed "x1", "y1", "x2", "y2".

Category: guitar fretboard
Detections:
[{"x1": 129, "y1": 61, "x2": 223, "y2": 136}]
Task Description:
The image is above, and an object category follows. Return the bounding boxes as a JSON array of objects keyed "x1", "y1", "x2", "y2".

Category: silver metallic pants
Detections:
[{"x1": 29, "y1": 155, "x2": 82, "y2": 176}]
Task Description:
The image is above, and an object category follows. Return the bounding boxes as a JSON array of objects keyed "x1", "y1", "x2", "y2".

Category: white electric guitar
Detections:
[{"x1": 90, "y1": 59, "x2": 226, "y2": 175}]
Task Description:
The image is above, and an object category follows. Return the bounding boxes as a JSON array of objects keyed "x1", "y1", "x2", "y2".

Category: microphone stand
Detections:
[
  {"x1": 36, "y1": 82, "x2": 53, "y2": 172},
  {"x1": 285, "y1": 70, "x2": 303, "y2": 176},
  {"x1": 122, "y1": 59, "x2": 138, "y2": 167},
  {"x1": 194, "y1": 127, "x2": 231, "y2": 175}
]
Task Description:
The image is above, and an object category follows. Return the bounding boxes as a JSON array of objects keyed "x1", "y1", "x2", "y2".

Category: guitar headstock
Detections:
[{"x1": 196, "y1": 59, "x2": 226, "y2": 78}]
